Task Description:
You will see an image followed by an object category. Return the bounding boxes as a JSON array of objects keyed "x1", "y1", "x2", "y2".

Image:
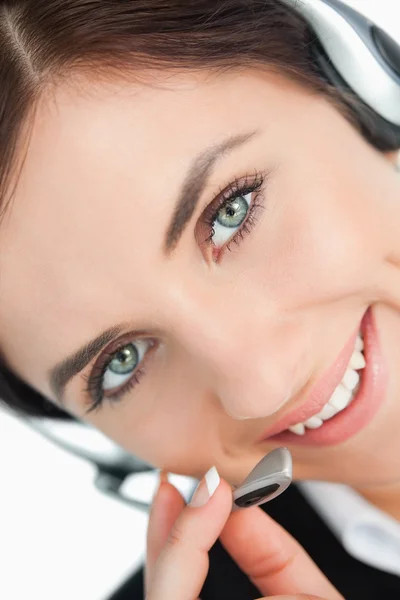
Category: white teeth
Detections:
[
  {"x1": 329, "y1": 383, "x2": 353, "y2": 411},
  {"x1": 304, "y1": 416, "x2": 323, "y2": 429},
  {"x1": 342, "y1": 368, "x2": 360, "y2": 391},
  {"x1": 355, "y1": 335, "x2": 364, "y2": 352},
  {"x1": 349, "y1": 350, "x2": 366, "y2": 370},
  {"x1": 316, "y1": 403, "x2": 337, "y2": 421},
  {"x1": 288, "y1": 330, "x2": 365, "y2": 436},
  {"x1": 288, "y1": 423, "x2": 306, "y2": 435}
]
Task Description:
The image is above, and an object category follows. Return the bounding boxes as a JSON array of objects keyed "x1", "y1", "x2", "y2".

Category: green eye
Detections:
[
  {"x1": 212, "y1": 191, "x2": 251, "y2": 247},
  {"x1": 102, "y1": 340, "x2": 151, "y2": 391},
  {"x1": 216, "y1": 195, "x2": 248, "y2": 228},
  {"x1": 109, "y1": 344, "x2": 138, "y2": 374}
]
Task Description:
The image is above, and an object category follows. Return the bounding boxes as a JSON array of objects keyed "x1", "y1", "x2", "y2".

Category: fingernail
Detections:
[
  {"x1": 158, "y1": 469, "x2": 169, "y2": 484},
  {"x1": 190, "y1": 466, "x2": 220, "y2": 508},
  {"x1": 151, "y1": 469, "x2": 169, "y2": 503}
]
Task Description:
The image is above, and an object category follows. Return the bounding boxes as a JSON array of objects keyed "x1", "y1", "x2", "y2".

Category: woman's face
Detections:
[{"x1": 1, "y1": 68, "x2": 399, "y2": 489}]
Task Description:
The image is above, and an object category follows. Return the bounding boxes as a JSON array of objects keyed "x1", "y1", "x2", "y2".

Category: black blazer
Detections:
[{"x1": 109, "y1": 484, "x2": 400, "y2": 599}]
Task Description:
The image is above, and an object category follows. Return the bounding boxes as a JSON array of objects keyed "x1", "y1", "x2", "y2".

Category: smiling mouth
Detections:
[
  {"x1": 259, "y1": 306, "x2": 388, "y2": 447},
  {"x1": 286, "y1": 332, "x2": 364, "y2": 435}
]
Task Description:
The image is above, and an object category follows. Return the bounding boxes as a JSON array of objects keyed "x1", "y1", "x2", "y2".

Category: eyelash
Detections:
[
  {"x1": 83, "y1": 170, "x2": 267, "y2": 413},
  {"x1": 201, "y1": 170, "x2": 266, "y2": 257},
  {"x1": 82, "y1": 342, "x2": 149, "y2": 414}
]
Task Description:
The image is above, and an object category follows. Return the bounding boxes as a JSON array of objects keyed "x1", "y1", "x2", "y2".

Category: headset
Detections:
[
  {"x1": 232, "y1": 448, "x2": 292, "y2": 510},
  {"x1": 282, "y1": 0, "x2": 400, "y2": 150}
]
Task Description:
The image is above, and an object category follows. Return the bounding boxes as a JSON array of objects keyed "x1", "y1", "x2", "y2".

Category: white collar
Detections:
[{"x1": 298, "y1": 480, "x2": 400, "y2": 577}]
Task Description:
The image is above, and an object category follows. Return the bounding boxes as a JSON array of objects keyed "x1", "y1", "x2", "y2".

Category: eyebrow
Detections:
[
  {"x1": 164, "y1": 129, "x2": 260, "y2": 254},
  {"x1": 49, "y1": 130, "x2": 260, "y2": 405},
  {"x1": 49, "y1": 325, "x2": 125, "y2": 405}
]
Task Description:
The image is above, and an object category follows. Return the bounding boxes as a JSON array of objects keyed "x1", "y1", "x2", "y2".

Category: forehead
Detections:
[
  {"x1": 0, "y1": 69, "x2": 306, "y2": 393},
  {"x1": 4, "y1": 69, "x2": 296, "y2": 248}
]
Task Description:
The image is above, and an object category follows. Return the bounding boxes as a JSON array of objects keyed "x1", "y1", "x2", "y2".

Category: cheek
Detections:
[
  {"x1": 85, "y1": 386, "x2": 219, "y2": 475},
  {"x1": 256, "y1": 183, "x2": 386, "y2": 308}
]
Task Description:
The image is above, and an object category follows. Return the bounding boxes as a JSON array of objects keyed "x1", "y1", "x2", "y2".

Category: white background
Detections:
[
  {"x1": 0, "y1": 2, "x2": 399, "y2": 599},
  {"x1": 0, "y1": 407, "x2": 195, "y2": 600},
  {"x1": 0, "y1": 408, "x2": 150, "y2": 600}
]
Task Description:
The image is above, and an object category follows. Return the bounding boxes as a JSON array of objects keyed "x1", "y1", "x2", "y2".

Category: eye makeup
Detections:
[
  {"x1": 82, "y1": 336, "x2": 157, "y2": 413},
  {"x1": 82, "y1": 168, "x2": 272, "y2": 412},
  {"x1": 197, "y1": 169, "x2": 268, "y2": 261}
]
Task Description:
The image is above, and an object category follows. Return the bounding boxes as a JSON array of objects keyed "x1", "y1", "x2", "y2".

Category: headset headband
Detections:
[{"x1": 282, "y1": 0, "x2": 400, "y2": 139}]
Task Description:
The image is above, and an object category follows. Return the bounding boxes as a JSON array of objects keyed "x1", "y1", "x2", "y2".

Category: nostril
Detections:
[
  {"x1": 222, "y1": 402, "x2": 258, "y2": 421},
  {"x1": 211, "y1": 357, "x2": 295, "y2": 421},
  {"x1": 223, "y1": 390, "x2": 292, "y2": 421},
  {"x1": 230, "y1": 414, "x2": 257, "y2": 421},
  {"x1": 269, "y1": 391, "x2": 293, "y2": 415}
]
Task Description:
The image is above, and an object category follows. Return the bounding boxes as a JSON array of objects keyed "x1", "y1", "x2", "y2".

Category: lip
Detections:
[{"x1": 258, "y1": 306, "x2": 387, "y2": 446}]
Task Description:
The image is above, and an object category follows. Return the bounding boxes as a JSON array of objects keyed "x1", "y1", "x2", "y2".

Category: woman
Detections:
[{"x1": 0, "y1": 0, "x2": 399, "y2": 598}]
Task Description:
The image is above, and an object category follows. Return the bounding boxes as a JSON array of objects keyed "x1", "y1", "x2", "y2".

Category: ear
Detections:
[{"x1": 383, "y1": 149, "x2": 400, "y2": 167}]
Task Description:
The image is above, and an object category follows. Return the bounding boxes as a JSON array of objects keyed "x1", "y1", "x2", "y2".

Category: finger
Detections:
[
  {"x1": 220, "y1": 506, "x2": 344, "y2": 600},
  {"x1": 146, "y1": 467, "x2": 232, "y2": 600},
  {"x1": 145, "y1": 471, "x2": 185, "y2": 593}
]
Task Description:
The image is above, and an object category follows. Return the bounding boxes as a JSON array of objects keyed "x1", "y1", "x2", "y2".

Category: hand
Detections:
[{"x1": 145, "y1": 468, "x2": 344, "y2": 600}]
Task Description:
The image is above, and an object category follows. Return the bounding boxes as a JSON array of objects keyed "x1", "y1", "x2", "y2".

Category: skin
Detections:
[
  {"x1": 145, "y1": 471, "x2": 345, "y2": 599},
  {"x1": 0, "y1": 68, "x2": 399, "y2": 522}
]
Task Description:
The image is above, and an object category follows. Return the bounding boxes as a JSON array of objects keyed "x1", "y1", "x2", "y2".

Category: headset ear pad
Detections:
[
  {"x1": 308, "y1": 35, "x2": 400, "y2": 152},
  {"x1": 372, "y1": 25, "x2": 400, "y2": 79}
]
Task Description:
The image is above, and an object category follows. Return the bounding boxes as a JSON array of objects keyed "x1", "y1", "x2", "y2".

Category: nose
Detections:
[
  {"x1": 202, "y1": 337, "x2": 296, "y2": 420},
  {"x1": 164, "y1": 288, "x2": 306, "y2": 420}
]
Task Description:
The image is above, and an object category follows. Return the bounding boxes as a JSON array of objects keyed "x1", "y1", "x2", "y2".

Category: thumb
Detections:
[{"x1": 220, "y1": 506, "x2": 343, "y2": 599}]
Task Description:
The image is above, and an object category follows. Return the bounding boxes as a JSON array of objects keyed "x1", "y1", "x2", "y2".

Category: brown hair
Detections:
[{"x1": 0, "y1": 0, "x2": 397, "y2": 420}]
